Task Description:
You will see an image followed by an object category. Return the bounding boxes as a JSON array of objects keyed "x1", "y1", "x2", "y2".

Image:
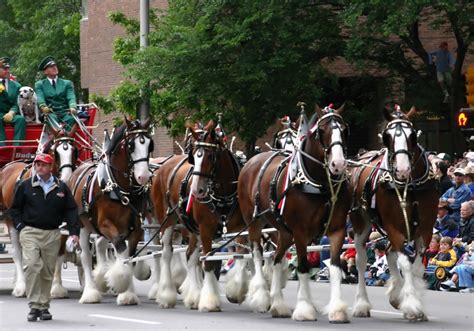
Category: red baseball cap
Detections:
[{"x1": 33, "y1": 153, "x2": 54, "y2": 164}]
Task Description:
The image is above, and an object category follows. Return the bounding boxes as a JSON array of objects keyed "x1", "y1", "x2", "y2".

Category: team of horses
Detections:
[{"x1": 0, "y1": 104, "x2": 439, "y2": 323}]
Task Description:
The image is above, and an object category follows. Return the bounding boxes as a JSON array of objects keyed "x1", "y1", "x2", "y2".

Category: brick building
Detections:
[{"x1": 80, "y1": 1, "x2": 473, "y2": 155}]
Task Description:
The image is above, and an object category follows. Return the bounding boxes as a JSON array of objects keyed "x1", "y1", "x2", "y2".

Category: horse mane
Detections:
[{"x1": 106, "y1": 124, "x2": 127, "y2": 155}]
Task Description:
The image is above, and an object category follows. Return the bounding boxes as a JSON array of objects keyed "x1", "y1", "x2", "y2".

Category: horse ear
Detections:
[
  {"x1": 406, "y1": 106, "x2": 416, "y2": 119},
  {"x1": 336, "y1": 103, "x2": 345, "y2": 115},
  {"x1": 315, "y1": 104, "x2": 324, "y2": 118},
  {"x1": 382, "y1": 106, "x2": 393, "y2": 121},
  {"x1": 125, "y1": 116, "x2": 133, "y2": 128},
  {"x1": 187, "y1": 121, "x2": 202, "y2": 140},
  {"x1": 141, "y1": 117, "x2": 151, "y2": 129},
  {"x1": 103, "y1": 129, "x2": 111, "y2": 150},
  {"x1": 204, "y1": 120, "x2": 215, "y2": 131}
]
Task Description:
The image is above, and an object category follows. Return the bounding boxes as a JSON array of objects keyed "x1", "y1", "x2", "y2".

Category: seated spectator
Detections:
[
  {"x1": 423, "y1": 233, "x2": 441, "y2": 268},
  {"x1": 464, "y1": 166, "x2": 474, "y2": 198},
  {"x1": 425, "y1": 236, "x2": 457, "y2": 290},
  {"x1": 341, "y1": 229, "x2": 357, "y2": 283},
  {"x1": 435, "y1": 201, "x2": 459, "y2": 238},
  {"x1": 441, "y1": 245, "x2": 474, "y2": 292},
  {"x1": 460, "y1": 201, "x2": 474, "y2": 244},
  {"x1": 429, "y1": 236, "x2": 457, "y2": 269},
  {"x1": 365, "y1": 241, "x2": 390, "y2": 286},
  {"x1": 440, "y1": 168, "x2": 471, "y2": 224},
  {"x1": 366, "y1": 231, "x2": 388, "y2": 265},
  {"x1": 453, "y1": 237, "x2": 466, "y2": 260}
]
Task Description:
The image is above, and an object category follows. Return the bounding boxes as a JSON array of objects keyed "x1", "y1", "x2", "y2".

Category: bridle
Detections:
[
  {"x1": 52, "y1": 136, "x2": 77, "y2": 173},
  {"x1": 300, "y1": 111, "x2": 348, "y2": 169},
  {"x1": 190, "y1": 135, "x2": 222, "y2": 179},
  {"x1": 124, "y1": 128, "x2": 154, "y2": 166},
  {"x1": 382, "y1": 118, "x2": 416, "y2": 166}
]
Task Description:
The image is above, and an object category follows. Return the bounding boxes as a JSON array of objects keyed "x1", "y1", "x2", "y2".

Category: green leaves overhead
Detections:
[
  {"x1": 0, "y1": 0, "x2": 82, "y2": 91},
  {"x1": 110, "y1": 0, "x2": 343, "y2": 147}
]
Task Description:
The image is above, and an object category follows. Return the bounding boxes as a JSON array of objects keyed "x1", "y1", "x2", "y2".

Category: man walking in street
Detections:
[{"x1": 8, "y1": 153, "x2": 80, "y2": 322}]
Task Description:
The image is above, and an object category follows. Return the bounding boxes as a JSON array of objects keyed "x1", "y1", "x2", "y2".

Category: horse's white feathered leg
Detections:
[
  {"x1": 156, "y1": 227, "x2": 177, "y2": 308},
  {"x1": 10, "y1": 228, "x2": 26, "y2": 297},
  {"x1": 325, "y1": 265, "x2": 349, "y2": 323},
  {"x1": 352, "y1": 227, "x2": 372, "y2": 317},
  {"x1": 50, "y1": 255, "x2": 68, "y2": 298},
  {"x1": 79, "y1": 228, "x2": 102, "y2": 303},
  {"x1": 270, "y1": 261, "x2": 292, "y2": 318},
  {"x1": 246, "y1": 245, "x2": 270, "y2": 313}
]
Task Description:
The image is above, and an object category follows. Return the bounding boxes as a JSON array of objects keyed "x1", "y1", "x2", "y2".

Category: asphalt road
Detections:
[{"x1": 0, "y1": 260, "x2": 472, "y2": 331}]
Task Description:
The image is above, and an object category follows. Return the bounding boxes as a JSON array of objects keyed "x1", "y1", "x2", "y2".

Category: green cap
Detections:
[
  {"x1": 38, "y1": 56, "x2": 56, "y2": 71},
  {"x1": 0, "y1": 57, "x2": 11, "y2": 68}
]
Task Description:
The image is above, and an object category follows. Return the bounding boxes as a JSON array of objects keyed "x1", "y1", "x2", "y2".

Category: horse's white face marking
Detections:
[
  {"x1": 190, "y1": 147, "x2": 208, "y2": 199},
  {"x1": 386, "y1": 125, "x2": 412, "y2": 181},
  {"x1": 328, "y1": 124, "x2": 346, "y2": 176},
  {"x1": 131, "y1": 135, "x2": 151, "y2": 185},
  {"x1": 56, "y1": 141, "x2": 74, "y2": 181}
]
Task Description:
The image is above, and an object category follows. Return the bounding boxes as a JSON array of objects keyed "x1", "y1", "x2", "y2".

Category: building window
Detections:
[{"x1": 81, "y1": 0, "x2": 88, "y2": 20}]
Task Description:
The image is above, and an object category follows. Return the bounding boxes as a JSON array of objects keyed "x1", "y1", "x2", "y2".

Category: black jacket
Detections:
[
  {"x1": 460, "y1": 216, "x2": 474, "y2": 244},
  {"x1": 8, "y1": 175, "x2": 80, "y2": 236}
]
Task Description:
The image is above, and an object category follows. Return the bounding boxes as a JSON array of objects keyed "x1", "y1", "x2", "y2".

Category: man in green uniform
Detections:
[
  {"x1": 0, "y1": 57, "x2": 26, "y2": 146},
  {"x1": 35, "y1": 56, "x2": 77, "y2": 132}
]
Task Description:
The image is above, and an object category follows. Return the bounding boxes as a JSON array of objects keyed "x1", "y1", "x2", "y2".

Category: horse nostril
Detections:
[{"x1": 331, "y1": 161, "x2": 336, "y2": 167}]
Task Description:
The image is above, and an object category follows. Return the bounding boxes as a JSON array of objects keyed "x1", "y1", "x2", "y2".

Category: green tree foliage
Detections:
[
  {"x1": 0, "y1": 0, "x2": 81, "y2": 95},
  {"x1": 343, "y1": 0, "x2": 473, "y2": 119},
  {"x1": 107, "y1": 1, "x2": 343, "y2": 152}
]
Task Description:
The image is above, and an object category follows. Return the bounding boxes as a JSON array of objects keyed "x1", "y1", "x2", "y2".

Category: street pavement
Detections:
[{"x1": 0, "y1": 259, "x2": 472, "y2": 331}]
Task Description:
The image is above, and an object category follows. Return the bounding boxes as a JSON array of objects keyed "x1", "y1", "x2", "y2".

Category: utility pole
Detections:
[{"x1": 138, "y1": 0, "x2": 150, "y2": 121}]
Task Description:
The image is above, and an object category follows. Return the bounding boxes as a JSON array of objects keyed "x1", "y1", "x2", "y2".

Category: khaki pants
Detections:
[{"x1": 20, "y1": 226, "x2": 61, "y2": 309}]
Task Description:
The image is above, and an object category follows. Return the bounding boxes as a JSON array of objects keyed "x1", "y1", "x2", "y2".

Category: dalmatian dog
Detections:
[{"x1": 17, "y1": 86, "x2": 40, "y2": 123}]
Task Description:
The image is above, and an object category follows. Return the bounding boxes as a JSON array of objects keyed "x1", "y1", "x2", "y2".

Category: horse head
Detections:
[
  {"x1": 124, "y1": 117, "x2": 154, "y2": 186},
  {"x1": 309, "y1": 104, "x2": 348, "y2": 176},
  {"x1": 106, "y1": 118, "x2": 154, "y2": 186},
  {"x1": 273, "y1": 115, "x2": 298, "y2": 153},
  {"x1": 188, "y1": 120, "x2": 226, "y2": 199},
  {"x1": 381, "y1": 105, "x2": 417, "y2": 181},
  {"x1": 42, "y1": 129, "x2": 78, "y2": 181}
]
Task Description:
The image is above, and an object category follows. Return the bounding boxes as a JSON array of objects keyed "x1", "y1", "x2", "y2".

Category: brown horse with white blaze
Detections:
[
  {"x1": 238, "y1": 104, "x2": 351, "y2": 322},
  {"x1": 348, "y1": 106, "x2": 438, "y2": 321},
  {"x1": 68, "y1": 118, "x2": 153, "y2": 305},
  {"x1": 150, "y1": 120, "x2": 245, "y2": 311}
]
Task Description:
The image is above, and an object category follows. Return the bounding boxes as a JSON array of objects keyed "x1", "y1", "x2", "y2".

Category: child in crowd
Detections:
[
  {"x1": 429, "y1": 236, "x2": 457, "y2": 268},
  {"x1": 423, "y1": 234, "x2": 441, "y2": 267},
  {"x1": 365, "y1": 240, "x2": 390, "y2": 286},
  {"x1": 341, "y1": 229, "x2": 357, "y2": 283}
]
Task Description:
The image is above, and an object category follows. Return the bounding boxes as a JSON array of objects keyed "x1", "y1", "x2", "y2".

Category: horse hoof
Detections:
[
  {"x1": 117, "y1": 292, "x2": 140, "y2": 305},
  {"x1": 389, "y1": 298, "x2": 400, "y2": 310},
  {"x1": 352, "y1": 310, "x2": 371, "y2": 318},
  {"x1": 329, "y1": 311, "x2": 350, "y2": 324},
  {"x1": 292, "y1": 302, "x2": 317, "y2": 321},
  {"x1": 50, "y1": 284, "x2": 69, "y2": 298},
  {"x1": 12, "y1": 287, "x2": 26, "y2": 297},
  {"x1": 79, "y1": 288, "x2": 102, "y2": 304},
  {"x1": 226, "y1": 295, "x2": 240, "y2": 304},
  {"x1": 270, "y1": 304, "x2": 292, "y2": 318}
]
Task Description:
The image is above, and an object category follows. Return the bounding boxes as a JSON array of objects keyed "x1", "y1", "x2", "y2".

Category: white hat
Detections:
[
  {"x1": 465, "y1": 151, "x2": 474, "y2": 160},
  {"x1": 454, "y1": 168, "x2": 465, "y2": 176}
]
